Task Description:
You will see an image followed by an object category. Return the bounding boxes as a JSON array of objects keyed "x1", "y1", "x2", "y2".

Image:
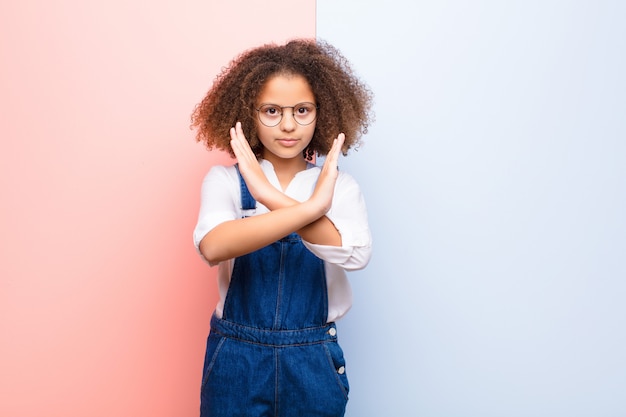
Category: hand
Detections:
[
  {"x1": 229, "y1": 122, "x2": 275, "y2": 203},
  {"x1": 309, "y1": 133, "x2": 345, "y2": 214}
]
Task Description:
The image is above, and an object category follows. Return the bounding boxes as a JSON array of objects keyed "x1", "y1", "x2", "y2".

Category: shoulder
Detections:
[
  {"x1": 202, "y1": 163, "x2": 238, "y2": 183},
  {"x1": 336, "y1": 170, "x2": 361, "y2": 190},
  {"x1": 199, "y1": 164, "x2": 241, "y2": 198},
  {"x1": 204, "y1": 163, "x2": 237, "y2": 177}
]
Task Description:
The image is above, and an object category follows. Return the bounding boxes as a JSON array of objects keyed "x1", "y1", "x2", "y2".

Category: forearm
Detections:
[
  {"x1": 199, "y1": 201, "x2": 326, "y2": 264},
  {"x1": 258, "y1": 187, "x2": 342, "y2": 247}
]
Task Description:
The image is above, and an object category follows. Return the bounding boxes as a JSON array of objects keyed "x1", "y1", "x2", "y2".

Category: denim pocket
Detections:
[
  {"x1": 323, "y1": 341, "x2": 350, "y2": 400},
  {"x1": 201, "y1": 332, "x2": 226, "y2": 390}
]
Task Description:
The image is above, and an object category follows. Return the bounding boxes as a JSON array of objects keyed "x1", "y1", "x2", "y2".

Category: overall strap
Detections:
[{"x1": 234, "y1": 164, "x2": 257, "y2": 212}]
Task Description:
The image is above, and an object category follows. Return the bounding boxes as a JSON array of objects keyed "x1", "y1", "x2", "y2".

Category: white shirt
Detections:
[{"x1": 193, "y1": 159, "x2": 372, "y2": 323}]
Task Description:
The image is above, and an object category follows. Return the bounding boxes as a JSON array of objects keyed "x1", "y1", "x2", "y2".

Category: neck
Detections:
[
  {"x1": 263, "y1": 154, "x2": 308, "y2": 191},
  {"x1": 263, "y1": 153, "x2": 308, "y2": 172}
]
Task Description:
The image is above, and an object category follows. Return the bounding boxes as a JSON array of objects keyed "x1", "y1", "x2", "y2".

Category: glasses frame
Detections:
[{"x1": 255, "y1": 102, "x2": 319, "y2": 127}]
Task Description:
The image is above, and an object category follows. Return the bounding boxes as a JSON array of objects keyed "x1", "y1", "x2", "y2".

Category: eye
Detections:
[
  {"x1": 295, "y1": 103, "x2": 315, "y2": 115},
  {"x1": 261, "y1": 105, "x2": 281, "y2": 116}
]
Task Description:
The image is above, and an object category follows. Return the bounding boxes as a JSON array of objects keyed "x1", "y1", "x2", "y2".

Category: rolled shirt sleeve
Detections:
[{"x1": 302, "y1": 171, "x2": 372, "y2": 271}]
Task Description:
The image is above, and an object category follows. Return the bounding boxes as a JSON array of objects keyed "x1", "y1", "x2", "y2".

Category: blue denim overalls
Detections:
[{"x1": 200, "y1": 166, "x2": 349, "y2": 417}]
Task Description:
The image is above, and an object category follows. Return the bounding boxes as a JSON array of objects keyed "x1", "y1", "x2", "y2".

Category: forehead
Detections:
[{"x1": 257, "y1": 74, "x2": 315, "y2": 104}]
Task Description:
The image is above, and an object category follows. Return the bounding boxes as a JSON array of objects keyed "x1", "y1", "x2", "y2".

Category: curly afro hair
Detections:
[{"x1": 191, "y1": 39, "x2": 374, "y2": 159}]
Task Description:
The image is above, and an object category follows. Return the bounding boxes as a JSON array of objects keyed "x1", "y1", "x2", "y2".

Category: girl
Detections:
[{"x1": 191, "y1": 39, "x2": 373, "y2": 417}]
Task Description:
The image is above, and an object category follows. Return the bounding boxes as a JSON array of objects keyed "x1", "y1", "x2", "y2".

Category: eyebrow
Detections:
[{"x1": 257, "y1": 102, "x2": 316, "y2": 106}]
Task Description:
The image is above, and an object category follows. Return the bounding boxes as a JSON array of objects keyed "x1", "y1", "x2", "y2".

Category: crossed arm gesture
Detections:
[{"x1": 199, "y1": 122, "x2": 345, "y2": 264}]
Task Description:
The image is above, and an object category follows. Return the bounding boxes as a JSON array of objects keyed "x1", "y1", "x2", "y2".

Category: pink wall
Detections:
[{"x1": 0, "y1": 1, "x2": 315, "y2": 416}]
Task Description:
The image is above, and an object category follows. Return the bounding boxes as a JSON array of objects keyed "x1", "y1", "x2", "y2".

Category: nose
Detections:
[{"x1": 279, "y1": 108, "x2": 296, "y2": 131}]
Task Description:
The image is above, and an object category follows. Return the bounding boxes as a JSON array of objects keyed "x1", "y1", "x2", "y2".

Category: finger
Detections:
[
  {"x1": 334, "y1": 133, "x2": 345, "y2": 156},
  {"x1": 230, "y1": 122, "x2": 247, "y2": 149},
  {"x1": 230, "y1": 127, "x2": 243, "y2": 155},
  {"x1": 230, "y1": 122, "x2": 245, "y2": 140},
  {"x1": 325, "y1": 133, "x2": 345, "y2": 167},
  {"x1": 331, "y1": 133, "x2": 345, "y2": 153},
  {"x1": 230, "y1": 123, "x2": 260, "y2": 170},
  {"x1": 337, "y1": 132, "x2": 346, "y2": 147}
]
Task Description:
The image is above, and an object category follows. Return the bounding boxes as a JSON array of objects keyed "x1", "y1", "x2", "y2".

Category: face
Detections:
[{"x1": 255, "y1": 74, "x2": 316, "y2": 165}]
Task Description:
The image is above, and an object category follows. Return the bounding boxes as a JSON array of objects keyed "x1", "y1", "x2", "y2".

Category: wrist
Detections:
[
  {"x1": 303, "y1": 196, "x2": 330, "y2": 220},
  {"x1": 260, "y1": 186, "x2": 304, "y2": 211}
]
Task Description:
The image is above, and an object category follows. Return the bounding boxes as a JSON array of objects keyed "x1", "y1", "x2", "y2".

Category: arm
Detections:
[
  {"x1": 199, "y1": 123, "x2": 345, "y2": 264},
  {"x1": 303, "y1": 172, "x2": 372, "y2": 270},
  {"x1": 199, "y1": 200, "x2": 329, "y2": 264}
]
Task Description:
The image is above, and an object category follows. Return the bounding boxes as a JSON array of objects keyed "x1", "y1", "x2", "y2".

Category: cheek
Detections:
[
  {"x1": 255, "y1": 124, "x2": 269, "y2": 141},
  {"x1": 305, "y1": 123, "x2": 317, "y2": 142}
]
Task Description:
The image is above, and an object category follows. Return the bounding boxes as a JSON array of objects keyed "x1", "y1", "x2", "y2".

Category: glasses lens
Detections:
[
  {"x1": 258, "y1": 104, "x2": 282, "y2": 127},
  {"x1": 293, "y1": 103, "x2": 317, "y2": 125}
]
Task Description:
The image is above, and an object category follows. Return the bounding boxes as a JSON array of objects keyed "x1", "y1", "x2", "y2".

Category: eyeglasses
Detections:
[{"x1": 255, "y1": 102, "x2": 318, "y2": 127}]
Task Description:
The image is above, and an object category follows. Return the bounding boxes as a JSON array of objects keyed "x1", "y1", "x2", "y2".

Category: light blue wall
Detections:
[{"x1": 317, "y1": 1, "x2": 626, "y2": 416}]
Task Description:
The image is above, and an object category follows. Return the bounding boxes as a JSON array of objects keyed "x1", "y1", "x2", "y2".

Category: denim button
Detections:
[
  {"x1": 337, "y1": 366, "x2": 345, "y2": 375},
  {"x1": 328, "y1": 328, "x2": 337, "y2": 337}
]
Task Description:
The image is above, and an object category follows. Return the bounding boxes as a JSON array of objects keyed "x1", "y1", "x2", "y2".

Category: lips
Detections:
[{"x1": 276, "y1": 138, "x2": 300, "y2": 147}]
